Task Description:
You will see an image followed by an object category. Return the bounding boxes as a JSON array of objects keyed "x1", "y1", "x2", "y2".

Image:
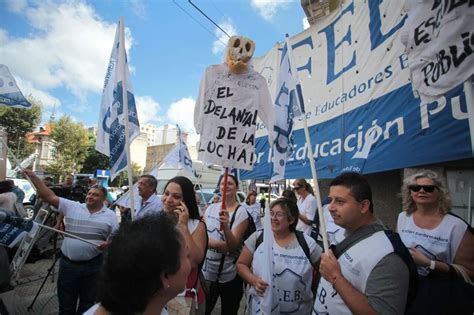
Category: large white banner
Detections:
[{"x1": 241, "y1": 0, "x2": 471, "y2": 180}]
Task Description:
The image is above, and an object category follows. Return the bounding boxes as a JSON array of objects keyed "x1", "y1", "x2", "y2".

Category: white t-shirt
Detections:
[
  {"x1": 194, "y1": 63, "x2": 275, "y2": 170},
  {"x1": 242, "y1": 202, "x2": 262, "y2": 231},
  {"x1": 397, "y1": 211, "x2": 468, "y2": 276},
  {"x1": 58, "y1": 198, "x2": 118, "y2": 261},
  {"x1": 296, "y1": 194, "x2": 317, "y2": 235},
  {"x1": 202, "y1": 202, "x2": 249, "y2": 282}
]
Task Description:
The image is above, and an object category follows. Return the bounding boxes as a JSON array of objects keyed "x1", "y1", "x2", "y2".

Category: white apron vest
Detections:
[
  {"x1": 202, "y1": 203, "x2": 247, "y2": 283},
  {"x1": 249, "y1": 234, "x2": 316, "y2": 314},
  {"x1": 313, "y1": 231, "x2": 393, "y2": 314},
  {"x1": 397, "y1": 212, "x2": 467, "y2": 276}
]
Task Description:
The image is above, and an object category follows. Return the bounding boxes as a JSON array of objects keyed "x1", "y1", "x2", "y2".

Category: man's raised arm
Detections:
[{"x1": 23, "y1": 169, "x2": 60, "y2": 208}]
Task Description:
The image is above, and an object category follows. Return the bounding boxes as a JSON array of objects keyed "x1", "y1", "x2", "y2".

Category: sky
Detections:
[{"x1": 0, "y1": 0, "x2": 309, "y2": 144}]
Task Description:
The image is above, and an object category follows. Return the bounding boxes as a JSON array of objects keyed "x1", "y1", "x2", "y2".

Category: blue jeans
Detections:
[{"x1": 57, "y1": 254, "x2": 103, "y2": 315}]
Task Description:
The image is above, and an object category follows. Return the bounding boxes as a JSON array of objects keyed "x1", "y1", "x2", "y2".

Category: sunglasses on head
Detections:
[{"x1": 409, "y1": 185, "x2": 437, "y2": 193}]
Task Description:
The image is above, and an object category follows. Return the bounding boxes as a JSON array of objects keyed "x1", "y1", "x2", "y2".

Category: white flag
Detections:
[
  {"x1": 260, "y1": 201, "x2": 277, "y2": 314},
  {"x1": 161, "y1": 125, "x2": 197, "y2": 178},
  {"x1": 270, "y1": 37, "x2": 304, "y2": 182},
  {"x1": 96, "y1": 19, "x2": 139, "y2": 180},
  {"x1": 0, "y1": 64, "x2": 32, "y2": 109}
]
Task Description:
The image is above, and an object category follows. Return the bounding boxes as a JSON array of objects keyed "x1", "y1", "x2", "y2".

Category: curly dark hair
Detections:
[
  {"x1": 163, "y1": 176, "x2": 200, "y2": 220},
  {"x1": 270, "y1": 198, "x2": 300, "y2": 232},
  {"x1": 97, "y1": 213, "x2": 183, "y2": 314}
]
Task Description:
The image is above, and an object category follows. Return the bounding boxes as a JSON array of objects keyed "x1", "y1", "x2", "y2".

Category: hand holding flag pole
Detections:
[{"x1": 219, "y1": 167, "x2": 229, "y2": 230}]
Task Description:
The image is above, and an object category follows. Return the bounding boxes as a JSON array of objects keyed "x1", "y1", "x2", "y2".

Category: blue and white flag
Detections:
[
  {"x1": 96, "y1": 19, "x2": 140, "y2": 180},
  {"x1": 0, "y1": 64, "x2": 32, "y2": 109},
  {"x1": 161, "y1": 125, "x2": 197, "y2": 178},
  {"x1": 270, "y1": 36, "x2": 304, "y2": 182},
  {"x1": 0, "y1": 209, "x2": 37, "y2": 248}
]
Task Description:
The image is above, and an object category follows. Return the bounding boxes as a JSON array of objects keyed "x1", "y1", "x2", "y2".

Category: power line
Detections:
[
  {"x1": 172, "y1": 0, "x2": 227, "y2": 45},
  {"x1": 188, "y1": 0, "x2": 231, "y2": 39}
]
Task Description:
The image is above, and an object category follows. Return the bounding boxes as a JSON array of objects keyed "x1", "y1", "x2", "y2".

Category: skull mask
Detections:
[{"x1": 226, "y1": 36, "x2": 256, "y2": 74}]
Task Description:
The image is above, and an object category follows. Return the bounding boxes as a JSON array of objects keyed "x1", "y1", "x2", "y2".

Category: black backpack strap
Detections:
[
  {"x1": 332, "y1": 224, "x2": 384, "y2": 258},
  {"x1": 383, "y1": 230, "x2": 418, "y2": 308},
  {"x1": 255, "y1": 231, "x2": 264, "y2": 250},
  {"x1": 295, "y1": 230, "x2": 312, "y2": 263},
  {"x1": 216, "y1": 205, "x2": 240, "y2": 281}
]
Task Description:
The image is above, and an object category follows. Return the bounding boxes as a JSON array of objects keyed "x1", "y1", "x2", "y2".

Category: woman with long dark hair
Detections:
[
  {"x1": 161, "y1": 176, "x2": 207, "y2": 314},
  {"x1": 202, "y1": 174, "x2": 249, "y2": 315}
]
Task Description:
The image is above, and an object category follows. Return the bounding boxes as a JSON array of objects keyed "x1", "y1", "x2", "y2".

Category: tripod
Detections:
[
  {"x1": 27, "y1": 249, "x2": 60, "y2": 311},
  {"x1": 27, "y1": 214, "x2": 62, "y2": 312}
]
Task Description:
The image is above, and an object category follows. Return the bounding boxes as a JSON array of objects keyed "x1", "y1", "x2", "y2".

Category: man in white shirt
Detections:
[
  {"x1": 23, "y1": 169, "x2": 117, "y2": 315},
  {"x1": 135, "y1": 175, "x2": 162, "y2": 219}
]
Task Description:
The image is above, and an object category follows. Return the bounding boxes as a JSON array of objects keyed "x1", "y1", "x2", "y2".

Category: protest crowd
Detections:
[{"x1": 1, "y1": 2, "x2": 474, "y2": 314}]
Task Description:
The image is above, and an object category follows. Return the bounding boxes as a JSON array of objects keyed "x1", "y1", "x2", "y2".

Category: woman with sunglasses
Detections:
[
  {"x1": 397, "y1": 170, "x2": 474, "y2": 314},
  {"x1": 236, "y1": 198, "x2": 322, "y2": 314},
  {"x1": 292, "y1": 178, "x2": 317, "y2": 236}
]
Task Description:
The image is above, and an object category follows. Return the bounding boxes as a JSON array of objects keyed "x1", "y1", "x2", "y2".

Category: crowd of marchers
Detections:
[{"x1": 0, "y1": 168, "x2": 472, "y2": 315}]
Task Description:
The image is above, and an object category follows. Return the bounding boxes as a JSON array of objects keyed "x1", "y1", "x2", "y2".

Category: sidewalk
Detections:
[
  {"x1": 6, "y1": 257, "x2": 59, "y2": 314},
  {"x1": 5, "y1": 257, "x2": 246, "y2": 315}
]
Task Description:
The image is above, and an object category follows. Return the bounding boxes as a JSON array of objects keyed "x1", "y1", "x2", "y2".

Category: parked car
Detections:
[{"x1": 8, "y1": 178, "x2": 36, "y2": 219}]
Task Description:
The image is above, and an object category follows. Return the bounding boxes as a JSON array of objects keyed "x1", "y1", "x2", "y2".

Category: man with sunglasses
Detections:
[{"x1": 313, "y1": 172, "x2": 412, "y2": 315}]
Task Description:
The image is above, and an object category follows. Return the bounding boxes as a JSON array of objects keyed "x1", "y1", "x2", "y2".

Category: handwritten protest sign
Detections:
[{"x1": 194, "y1": 63, "x2": 274, "y2": 170}]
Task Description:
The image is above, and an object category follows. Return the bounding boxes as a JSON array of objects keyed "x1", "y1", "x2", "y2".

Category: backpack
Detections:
[
  {"x1": 254, "y1": 229, "x2": 311, "y2": 263},
  {"x1": 331, "y1": 224, "x2": 418, "y2": 309},
  {"x1": 229, "y1": 205, "x2": 257, "y2": 247}
]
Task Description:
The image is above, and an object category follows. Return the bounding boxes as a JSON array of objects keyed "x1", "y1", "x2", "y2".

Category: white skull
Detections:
[{"x1": 226, "y1": 36, "x2": 255, "y2": 74}]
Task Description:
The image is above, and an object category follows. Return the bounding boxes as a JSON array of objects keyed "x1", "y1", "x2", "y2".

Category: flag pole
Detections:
[
  {"x1": 464, "y1": 78, "x2": 474, "y2": 156},
  {"x1": 285, "y1": 34, "x2": 329, "y2": 252},
  {"x1": 1, "y1": 137, "x2": 37, "y2": 193},
  {"x1": 220, "y1": 167, "x2": 229, "y2": 230},
  {"x1": 118, "y1": 16, "x2": 136, "y2": 221}
]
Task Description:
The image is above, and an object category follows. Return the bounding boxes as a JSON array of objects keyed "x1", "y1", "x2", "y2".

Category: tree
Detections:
[
  {"x1": 80, "y1": 135, "x2": 110, "y2": 174},
  {"x1": 44, "y1": 115, "x2": 89, "y2": 179},
  {"x1": 0, "y1": 96, "x2": 42, "y2": 159},
  {"x1": 111, "y1": 162, "x2": 142, "y2": 187}
]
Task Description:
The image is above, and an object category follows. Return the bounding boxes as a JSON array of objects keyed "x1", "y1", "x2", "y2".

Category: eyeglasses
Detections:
[
  {"x1": 292, "y1": 186, "x2": 302, "y2": 190},
  {"x1": 270, "y1": 211, "x2": 287, "y2": 219},
  {"x1": 409, "y1": 185, "x2": 437, "y2": 193}
]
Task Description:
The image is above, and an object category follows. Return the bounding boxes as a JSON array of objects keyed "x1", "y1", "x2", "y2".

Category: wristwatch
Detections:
[{"x1": 428, "y1": 260, "x2": 436, "y2": 271}]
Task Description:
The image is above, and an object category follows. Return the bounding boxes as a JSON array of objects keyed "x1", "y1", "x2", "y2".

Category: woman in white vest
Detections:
[
  {"x1": 244, "y1": 191, "x2": 262, "y2": 231},
  {"x1": 202, "y1": 174, "x2": 249, "y2": 315},
  {"x1": 398, "y1": 170, "x2": 474, "y2": 314},
  {"x1": 293, "y1": 178, "x2": 317, "y2": 236},
  {"x1": 237, "y1": 198, "x2": 322, "y2": 314},
  {"x1": 161, "y1": 176, "x2": 208, "y2": 314}
]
